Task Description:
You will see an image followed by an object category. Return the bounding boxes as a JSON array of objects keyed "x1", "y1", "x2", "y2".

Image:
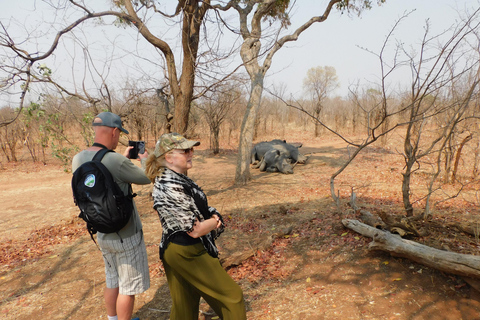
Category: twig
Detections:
[{"x1": 147, "y1": 308, "x2": 170, "y2": 313}]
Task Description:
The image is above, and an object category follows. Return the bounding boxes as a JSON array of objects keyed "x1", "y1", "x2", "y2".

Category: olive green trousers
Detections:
[{"x1": 162, "y1": 242, "x2": 246, "y2": 320}]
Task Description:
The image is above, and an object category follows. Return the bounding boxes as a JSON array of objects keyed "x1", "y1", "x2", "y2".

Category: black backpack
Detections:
[{"x1": 71, "y1": 148, "x2": 136, "y2": 241}]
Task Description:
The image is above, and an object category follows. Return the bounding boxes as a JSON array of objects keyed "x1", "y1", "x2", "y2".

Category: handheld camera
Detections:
[{"x1": 128, "y1": 140, "x2": 145, "y2": 159}]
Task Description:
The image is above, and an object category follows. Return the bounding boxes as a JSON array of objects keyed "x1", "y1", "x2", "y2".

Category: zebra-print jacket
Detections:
[{"x1": 152, "y1": 167, "x2": 224, "y2": 258}]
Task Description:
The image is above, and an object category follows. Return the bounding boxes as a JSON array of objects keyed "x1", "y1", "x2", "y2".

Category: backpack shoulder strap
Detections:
[
  {"x1": 92, "y1": 148, "x2": 113, "y2": 162},
  {"x1": 91, "y1": 147, "x2": 135, "y2": 200}
]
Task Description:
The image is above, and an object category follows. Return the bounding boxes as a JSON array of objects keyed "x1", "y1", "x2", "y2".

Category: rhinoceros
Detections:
[
  {"x1": 251, "y1": 140, "x2": 308, "y2": 165},
  {"x1": 250, "y1": 139, "x2": 308, "y2": 174},
  {"x1": 252, "y1": 149, "x2": 294, "y2": 174}
]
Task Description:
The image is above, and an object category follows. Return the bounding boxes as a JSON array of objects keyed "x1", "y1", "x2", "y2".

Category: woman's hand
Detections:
[
  {"x1": 212, "y1": 214, "x2": 222, "y2": 229},
  {"x1": 187, "y1": 216, "x2": 221, "y2": 238}
]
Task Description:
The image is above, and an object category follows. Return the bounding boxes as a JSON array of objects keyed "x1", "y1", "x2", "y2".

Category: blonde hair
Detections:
[{"x1": 145, "y1": 153, "x2": 168, "y2": 183}]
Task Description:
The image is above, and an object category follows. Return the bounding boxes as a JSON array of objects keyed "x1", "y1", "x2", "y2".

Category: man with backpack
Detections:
[{"x1": 72, "y1": 112, "x2": 151, "y2": 320}]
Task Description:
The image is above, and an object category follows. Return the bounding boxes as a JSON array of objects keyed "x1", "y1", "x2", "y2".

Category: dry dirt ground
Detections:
[{"x1": 1, "y1": 133, "x2": 480, "y2": 320}]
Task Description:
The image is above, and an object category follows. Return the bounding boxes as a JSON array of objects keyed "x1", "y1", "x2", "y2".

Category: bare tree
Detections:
[
  {"x1": 399, "y1": 13, "x2": 480, "y2": 217},
  {"x1": 197, "y1": 80, "x2": 243, "y2": 154},
  {"x1": 303, "y1": 66, "x2": 340, "y2": 137}
]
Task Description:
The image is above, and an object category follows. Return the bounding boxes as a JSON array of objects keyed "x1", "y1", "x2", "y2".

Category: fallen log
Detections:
[
  {"x1": 342, "y1": 219, "x2": 480, "y2": 279},
  {"x1": 359, "y1": 210, "x2": 386, "y2": 230},
  {"x1": 220, "y1": 226, "x2": 293, "y2": 268},
  {"x1": 220, "y1": 236, "x2": 274, "y2": 268},
  {"x1": 452, "y1": 222, "x2": 480, "y2": 238}
]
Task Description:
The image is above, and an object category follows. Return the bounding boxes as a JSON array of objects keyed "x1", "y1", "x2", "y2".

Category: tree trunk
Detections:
[
  {"x1": 314, "y1": 108, "x2": 321, "y2": 137},
  {"x1": 402, "y1": 125, "x2": 415, "y2": 217},
  {"x1": 172, "y1": 94, "x2": 191, "y2": 134},
  {"x1": 124, "y1": 0, "x2": 208, "y2": 135},
  {"x1": 451, "y1": 134, "x2": 472, "y2": 183},
  {"x1": 211, "y1": 125, "x2": 220, "y2": 154},
  {"x1": 235, "y1": 77, "x2": 264, "y2": 185},
  {"x1": 343, "y1": 219, "x2": 480, "y2": 279},
  {"x1": 473, "y1": 140, "x2": 480, "y2": 179},
  {"x1": 444, "y1": 140, "x2": 454, "y2": 183},
  {"x1": 174, "y1": 3, "x2": 200, "y2": 135}
]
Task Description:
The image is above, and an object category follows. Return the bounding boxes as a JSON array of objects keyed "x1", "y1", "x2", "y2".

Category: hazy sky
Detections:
[
  {"x1": 1, "y1": 0, "x2": 479, "y2": 104},
  {"x1": 268, "y1": 0, "x2": 480, "y2": 97}
]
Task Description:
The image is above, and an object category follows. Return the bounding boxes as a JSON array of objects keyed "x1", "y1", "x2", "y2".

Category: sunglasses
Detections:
[{"x1": 171, "y1": 148, "x2": 194, "y2": 154}]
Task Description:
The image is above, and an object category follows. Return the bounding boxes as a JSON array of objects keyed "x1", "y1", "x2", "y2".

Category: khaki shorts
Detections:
[{"x1": 98, "y1": 230, "x2": 150, "y2": 295}]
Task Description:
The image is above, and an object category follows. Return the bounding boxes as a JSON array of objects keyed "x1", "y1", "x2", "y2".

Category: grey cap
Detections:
[
  {"x1": 154, "y1": 132, "x2": 200, "y2": 157},
  {"x1": 92, "y1": 112, "x2": 129, "y2": 134}
]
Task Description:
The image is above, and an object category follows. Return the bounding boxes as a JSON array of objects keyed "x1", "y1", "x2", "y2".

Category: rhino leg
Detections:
[
  {"x1": 258, "y1": 158, "x2": 267, "y2": 171},
  {"x1": 251, "y1": 150, "x2": 257, "y2": 164},
  {"x1": 251, "y1": 160, "x2": 261, "y2": 169}
]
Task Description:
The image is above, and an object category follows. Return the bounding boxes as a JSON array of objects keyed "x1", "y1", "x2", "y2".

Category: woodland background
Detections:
[{"x1": 1, "y1": 1, "x2": 480, "y2": 318}]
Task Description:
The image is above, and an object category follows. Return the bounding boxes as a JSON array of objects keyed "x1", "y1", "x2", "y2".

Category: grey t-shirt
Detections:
[{"x1": 72, "y1": 149, "x2": 151, "y2": 240}]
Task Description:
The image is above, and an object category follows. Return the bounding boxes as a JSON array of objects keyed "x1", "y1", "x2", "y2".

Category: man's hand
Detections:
[
  {"x1": 123, "y1": 146, "x2": 134, "y2": 158},
  {"x1": 124, "y1": 146, "x2": 148, "y2": 160},
  {"x1": 139, "y1": 150, "x2": 148, "y2": 160}
]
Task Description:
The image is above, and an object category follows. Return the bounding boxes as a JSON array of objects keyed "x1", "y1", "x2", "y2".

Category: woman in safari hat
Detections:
[{"x1": 145, "y1": 132, "x2": 246, "y2": 320}]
